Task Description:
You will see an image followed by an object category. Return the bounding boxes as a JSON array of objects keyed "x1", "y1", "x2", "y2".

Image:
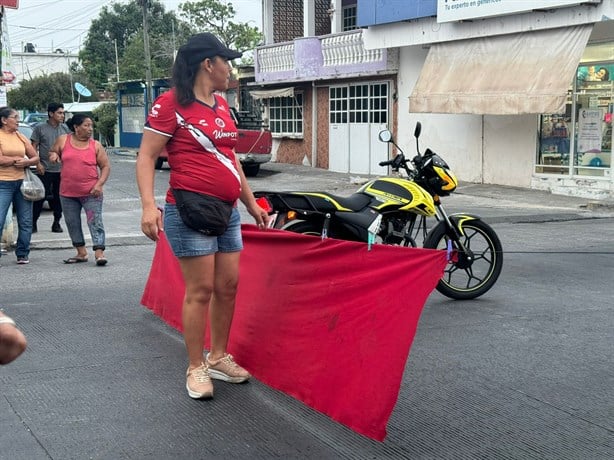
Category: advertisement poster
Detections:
[
  {"x1": 577, "y1": 108, "x2": 603, "y2": 153},
  {"x1": 577, "y1": 65, "x2": 614, "y2": 84}
]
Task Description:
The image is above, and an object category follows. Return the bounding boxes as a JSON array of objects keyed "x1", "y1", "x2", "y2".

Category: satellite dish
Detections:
[{"x1": 74, "y1": 82, "x2": 92, "y2": 101}]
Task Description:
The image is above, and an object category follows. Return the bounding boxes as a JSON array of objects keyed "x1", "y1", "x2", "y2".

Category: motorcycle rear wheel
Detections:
[
  {"x1": 282, "y1": 220, "x2": 322, "y2": 237},
  {"x1": 423, "y1": 219, "x2": 503, "y2": 300}
]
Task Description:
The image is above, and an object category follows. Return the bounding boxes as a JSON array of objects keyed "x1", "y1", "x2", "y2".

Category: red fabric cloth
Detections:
[{"x1": 141, "y1": 225, "x2": 447, "y2": 441}]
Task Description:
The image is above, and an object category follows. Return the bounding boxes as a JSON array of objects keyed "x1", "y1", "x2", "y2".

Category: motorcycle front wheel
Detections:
[{"x1": 423, "y1": 219, "x2": 503, "y2": 300}]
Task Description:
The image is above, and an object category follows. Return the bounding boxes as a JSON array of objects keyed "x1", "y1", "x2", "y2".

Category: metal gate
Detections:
[{"x1": 329, "y1": 82, "x2": 389, "y2": 175}]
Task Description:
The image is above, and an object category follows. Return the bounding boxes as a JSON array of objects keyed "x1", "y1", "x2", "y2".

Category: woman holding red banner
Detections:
[{"x1": 136, "y1": 33, "x2": 268, "y2": 400}]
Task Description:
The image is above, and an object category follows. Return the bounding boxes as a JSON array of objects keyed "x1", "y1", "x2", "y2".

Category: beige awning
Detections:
[
  {"x1": 409, "y1": 25, "x2": 593, "y2": 115},
  {"x1": 250, "y1": 87, "x2": 295, "y2": 99}
]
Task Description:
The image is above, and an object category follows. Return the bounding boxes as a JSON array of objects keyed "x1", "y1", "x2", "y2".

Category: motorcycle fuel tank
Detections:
[{"x1": 358, "y1": 177, "x2": 436, "y2": 216}]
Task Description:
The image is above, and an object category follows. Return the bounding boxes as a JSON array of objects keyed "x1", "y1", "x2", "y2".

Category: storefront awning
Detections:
[
  {"x1": 250, "y1": 87, "x2": 295, "y2": 99},
  {"x1": 409, "y1": 25, "x2": 593, "y2": 115}
]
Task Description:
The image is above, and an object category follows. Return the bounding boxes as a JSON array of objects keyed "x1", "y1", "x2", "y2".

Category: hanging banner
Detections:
[
  {"x1": 1, "y1": 8, "x2": 17, "y2": 84},
  {"x1": 141, "y1": 225, "x2": 447, "y2": 441}
]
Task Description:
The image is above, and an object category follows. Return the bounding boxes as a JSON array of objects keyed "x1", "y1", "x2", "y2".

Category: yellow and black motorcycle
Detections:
[{"x1": 254, "y1": 122, "x2": 503, "y2": 300}]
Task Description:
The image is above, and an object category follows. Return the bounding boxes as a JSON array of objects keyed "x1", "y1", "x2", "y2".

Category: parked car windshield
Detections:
[
  {"x1": 24, "y1": 113, "x2": 47, "y2": 126},
  {"x1": 18, "y1": 122, "x2": 33, "y2": 139}
]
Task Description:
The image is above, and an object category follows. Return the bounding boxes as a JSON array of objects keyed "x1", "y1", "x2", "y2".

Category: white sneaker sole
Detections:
[
  {"x1": 208, "y1": 369, "x2": 250, "y2": 383},
  {"x1": 186, "y1": 383, "x2": 213, "y2": 399}
]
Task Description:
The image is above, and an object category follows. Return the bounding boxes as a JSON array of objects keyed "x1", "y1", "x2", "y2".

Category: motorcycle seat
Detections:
[{"x1": 316, "y1": 192, "x2": 372, "y2": 212}]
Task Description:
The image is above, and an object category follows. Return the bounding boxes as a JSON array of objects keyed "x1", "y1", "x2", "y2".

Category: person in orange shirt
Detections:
[{"x1": 0, "y1": 107, "x2": 40, "y2": 265}]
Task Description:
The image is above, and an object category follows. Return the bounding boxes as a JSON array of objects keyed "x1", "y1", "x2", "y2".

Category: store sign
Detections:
[
  {"x1": 437, "y1": 0, "x2": 602, "y2": 23},
  {"x1": 0, "y1": 0, "x2": 19, "y2": 9}
]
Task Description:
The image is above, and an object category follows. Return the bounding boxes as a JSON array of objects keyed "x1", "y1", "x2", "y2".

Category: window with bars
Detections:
[
  {"x1": 343, "y1": 5, "x2": 358, "y2": 31},
  {"x1": 269, "y1": 93, "x2": 304, "y2": 136},
  {"x1": 329, "y1": 83, "x2": 388, "y2": 124}
]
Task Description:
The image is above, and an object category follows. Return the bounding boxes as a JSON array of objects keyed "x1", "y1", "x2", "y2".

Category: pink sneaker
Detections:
[
  {"x1": 185, "y1": 363, "x2": 213, "y2": 399},
  {"x1": 206, "y1": 353, "x2": 250, "y2": 383}
]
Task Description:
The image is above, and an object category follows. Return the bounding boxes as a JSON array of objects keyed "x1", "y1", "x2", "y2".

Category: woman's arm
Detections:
[
  {"x1": 236, "y1": 155, "x2": 269, "y2": 229},
  {"x1": 91, "y1": 141, "x2": 110, "y2": 197},
  {"x1": 13, "y1": 133, "x2": 39, "y2": 168},
  {"x1": 48, "y1": 135, "x2": 67, "y2": 163},
  {"x1": 136, "y1": 130, "x2": 169, "y2": 241},
  {"x1": 0, "y1": 146, "x2": 16, "y2": 167}
]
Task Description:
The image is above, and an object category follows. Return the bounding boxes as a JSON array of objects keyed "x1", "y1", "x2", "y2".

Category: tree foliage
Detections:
[
  {"x1": 7, "y1": 73, "x2": 97, "y2": 111},
  {"x1": 93, "y1": 103, "x2": 118, "y2": 146},
  {"x1": 79, "y1": 0, "x2": 181, "y2": 89},
  {"x1": 77, "y1": 0, "x2": 263, "y2": 89},
  {"x1": 178, "y1": 0, "x2": 262, "y2": 62}
]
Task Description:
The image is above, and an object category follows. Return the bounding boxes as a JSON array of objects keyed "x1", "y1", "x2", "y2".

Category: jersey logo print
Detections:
[{"x1": 175, "y1": 111, "x2": 240, "y2": 185}]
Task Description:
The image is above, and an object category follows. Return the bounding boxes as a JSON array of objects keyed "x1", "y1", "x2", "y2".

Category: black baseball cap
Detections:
[{"x1": 181, "y1": 32, "x2": 243, "y2": 65}]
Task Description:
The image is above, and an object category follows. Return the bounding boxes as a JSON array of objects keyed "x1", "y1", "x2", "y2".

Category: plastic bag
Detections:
[{"x1": 20, "y1": 168, "x2": 45, "y2": 201}]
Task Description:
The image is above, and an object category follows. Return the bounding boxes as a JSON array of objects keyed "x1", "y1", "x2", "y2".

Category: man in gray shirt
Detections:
[{"x1": 31, "y1": 103, "x2": 70, "y2": 233}]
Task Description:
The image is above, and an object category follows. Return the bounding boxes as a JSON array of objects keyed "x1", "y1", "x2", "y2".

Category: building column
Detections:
[
  {"x1": 330, "y1": 0, "x2": 343, "y2": 34},
  {"x1": 304, "y1": 0, "x2": 315, "y2": 37},
  {"x1": 262, "y1": 0, "x2": 274, "y2": 45}
]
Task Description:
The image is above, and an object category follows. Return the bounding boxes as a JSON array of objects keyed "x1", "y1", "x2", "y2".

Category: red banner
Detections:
[
  {"x1": 0, "y1": 1, "x2": 19, "y2": 9},
  {"x1": 141, "y1": 225, "x2": 447, "y2": 440}
]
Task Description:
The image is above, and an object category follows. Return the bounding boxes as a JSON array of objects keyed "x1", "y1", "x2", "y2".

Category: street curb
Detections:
[
  {"x1": 109, "y1": 148, "x2": 138, "y2": 157},
  {"x1": 29, "y1": 235, "x2": 150, "y2": 251}
]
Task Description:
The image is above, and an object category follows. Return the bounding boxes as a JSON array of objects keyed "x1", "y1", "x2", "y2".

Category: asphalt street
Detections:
[{"x1": 1, "y1": 152, "x2": 613, "y2": 459}]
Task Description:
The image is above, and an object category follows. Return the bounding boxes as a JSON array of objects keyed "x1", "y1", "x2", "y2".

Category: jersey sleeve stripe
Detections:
[{"x1": 144, "y1": 125, "x2": 173, "y2": 138}]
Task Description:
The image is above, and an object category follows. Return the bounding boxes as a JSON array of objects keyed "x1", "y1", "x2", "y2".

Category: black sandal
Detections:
[{"x1": 64, "y1": 257, "x2": 88, "y2": 264}]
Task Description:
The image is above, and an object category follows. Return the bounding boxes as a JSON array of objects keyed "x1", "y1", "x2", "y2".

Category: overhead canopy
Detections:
[
  {"x1": 250, "y1": 87, "x2": 294, "y2": 99},
  {"x1": 409, "y1": 25, "x2": 593, "y2": 115}
]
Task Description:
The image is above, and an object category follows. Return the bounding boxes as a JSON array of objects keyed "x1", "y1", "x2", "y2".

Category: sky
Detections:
[{"x1": 3, "y1": 0, "x2": 263, "y2": 54}]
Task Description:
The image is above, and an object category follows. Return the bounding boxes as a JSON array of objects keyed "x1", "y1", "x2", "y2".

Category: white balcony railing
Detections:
[
  {"x1": 256, "y1": 30, "x2": 392, "y2": 81},
  {"x1": 321, "y1": 31, "x2": 382, "y2": 67},
  {"x1": 257, "y1": 43, "x2": 295, "y2": 74}
]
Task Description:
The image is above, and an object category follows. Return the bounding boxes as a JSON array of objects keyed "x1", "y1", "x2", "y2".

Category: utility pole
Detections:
[
  {"x1": 114, "y1": 38, "x2": 120, "y2": 83},
  {"x1": 0, "y1": 6, "x2": 5, "y2": 107},
  {"x1": 139, "y1": 0, "x2": 153, "y2": 111}
]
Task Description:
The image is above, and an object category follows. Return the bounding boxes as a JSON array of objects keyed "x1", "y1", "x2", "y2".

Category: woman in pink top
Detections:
[{"x1": 49, "y1": 113, "x2": 110, "y2": 266}]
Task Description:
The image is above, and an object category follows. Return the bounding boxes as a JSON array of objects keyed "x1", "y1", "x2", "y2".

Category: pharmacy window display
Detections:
[{"x1": 537, "y1": 62, "x2": 613, "y2": 177}]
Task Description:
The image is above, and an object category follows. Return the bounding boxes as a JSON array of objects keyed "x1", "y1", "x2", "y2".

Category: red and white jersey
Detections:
[{"x1": 145, "y1": 89, "x2": 241, "y2": 204}]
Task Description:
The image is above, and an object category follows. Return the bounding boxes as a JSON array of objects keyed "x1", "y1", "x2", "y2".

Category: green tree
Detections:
[
  {"x1": 7, "y1": 73, "x2": 97, "y2": 111},
  {"x1": 93, "y1": 103, "x2": 118, "y2": 147},
  {"x1": 79, "y1": 1, "x2": 181, "y2": 89},
  {"x1": 178, "y1": 0, "x2": 263, "y2": 63},
  {"x1": 119, "y1": 30, "x2": 176, "y2": 80}
]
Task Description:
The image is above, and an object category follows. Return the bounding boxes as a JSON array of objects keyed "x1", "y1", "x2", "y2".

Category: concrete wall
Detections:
[
  {"x1": 483, "y1": 115, "x2": 537, "y2": 187},
  {"x1": 11, "y1": 52, "x2": 77, "y2": 83}
]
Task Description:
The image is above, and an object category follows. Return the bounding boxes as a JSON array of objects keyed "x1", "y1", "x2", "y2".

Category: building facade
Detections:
[
  {"x1": 10, "y1": 51, "x2": 78, "y2": 83},
  {"x1": 253, "y1": 0, "x2": 614, "y2": 199},
  {"x1": 253, "y1": 0, "x2": 397, "y2": 175}
]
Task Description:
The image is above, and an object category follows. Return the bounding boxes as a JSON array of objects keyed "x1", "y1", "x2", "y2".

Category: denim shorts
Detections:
[{"x1": 164, "y1": 203, "x2": 243, "y2": 257}]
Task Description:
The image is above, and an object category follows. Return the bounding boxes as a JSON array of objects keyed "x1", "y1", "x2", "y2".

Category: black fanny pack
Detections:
[{"x1": 172, "y1": 189, "x2": 234, "y2": 236}]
